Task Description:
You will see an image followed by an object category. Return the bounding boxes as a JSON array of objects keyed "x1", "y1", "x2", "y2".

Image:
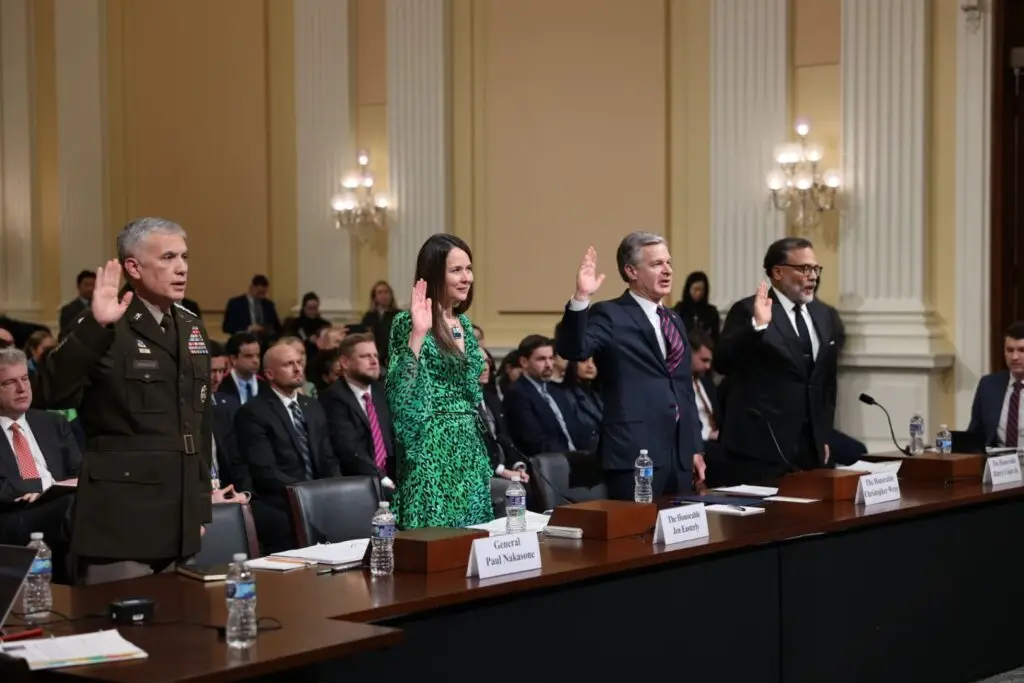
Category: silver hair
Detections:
[
  {"x1": 0, "y1": 347, "x2": 28, "y2": 368},
  {"x1": 615, "y1": 231, "x2": 668, "y2": 282},
  {"x1": 116, "y1": 217, "x2": 187, "y2": 263}
]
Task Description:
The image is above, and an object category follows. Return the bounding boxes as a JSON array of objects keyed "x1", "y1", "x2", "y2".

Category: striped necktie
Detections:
[{"x1": 657, "y1": 307, "x2": 684, "y2": 372}]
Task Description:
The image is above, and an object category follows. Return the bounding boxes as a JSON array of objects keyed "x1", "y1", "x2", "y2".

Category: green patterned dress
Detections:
[{"x1": 385, "y1": 311, "x2": 495, "y2": 529}]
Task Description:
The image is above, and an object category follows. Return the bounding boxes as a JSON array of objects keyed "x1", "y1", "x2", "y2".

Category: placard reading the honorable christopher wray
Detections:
[
  {"x1": 466, "y1": 532, "x2": 542, "y2": 579},
  {"x1": 983, "y1": 454, "x2": 1023, "y2": 486},
  {"x1": 854, "y1": 471, "x2": 901, "y2": 506},
  {"x1": 652, "y1": 503, "x2": 709, "y2": 546}
]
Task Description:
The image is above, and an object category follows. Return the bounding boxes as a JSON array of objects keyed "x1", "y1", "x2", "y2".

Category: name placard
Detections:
[
  {"x1": 652, "y1": 503, "x2": 709, "y2": 546},
  {"x1": 466, "y1": 532, "x2": 542, "y2": 579},
  {"x1": 854, "y1": 471, "x2": 901, "y2": 506},
  {"x1": 983, "y1": 454, "x2": 1023, "y2": 486}
]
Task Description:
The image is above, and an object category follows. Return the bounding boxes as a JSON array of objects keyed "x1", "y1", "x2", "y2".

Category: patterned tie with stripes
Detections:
[
  {"x1": 657, "y1": 307, "x2": 685, "y2": 373},
  {"x1": 363, "y1": 393, "x2": 389, "y2": 471},
  {"x1": 1007, "y1": 381, "x2": 1022, "y2": 449}
]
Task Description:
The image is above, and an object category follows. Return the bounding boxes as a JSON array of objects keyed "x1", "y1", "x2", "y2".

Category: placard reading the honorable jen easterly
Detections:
[{"x1": 653, "y1": 503, "x2": 709, "y2": 546}]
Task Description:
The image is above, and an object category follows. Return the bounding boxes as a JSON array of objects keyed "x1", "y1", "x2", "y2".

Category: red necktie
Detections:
[
  {"x1": 363, "y1": 393, "x2": 389, "y2": 471},
  {"x1": 1007, "y1": 381, "x2": 1022, "y2": 449},
  {"x1": 9, "y1": 423, "x2": 41, "y2": 480}
]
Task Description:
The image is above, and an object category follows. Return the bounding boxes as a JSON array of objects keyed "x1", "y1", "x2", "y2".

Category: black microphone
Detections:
[
  {"x1": 858, "y1": 393, "x2": 911, "y2": 456},
  {"x1": 747, "y1": 408, "x2": 802, "y2": 472}
]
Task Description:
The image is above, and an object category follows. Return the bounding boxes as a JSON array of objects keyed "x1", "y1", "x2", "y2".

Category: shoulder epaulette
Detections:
[{"x1": 174, "y1": 302, "x2": 197, "y2": 318}]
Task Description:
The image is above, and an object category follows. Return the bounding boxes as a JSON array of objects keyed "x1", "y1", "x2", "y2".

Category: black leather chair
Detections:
[
  {"x1": 192, "y1": 503, "x2": 260, "y2": 564},
  {"x1": 286, "y1": 476, "x2": 380, "y2": 546},
  {"x1": 527, "y1": 451, "x2": 606, "y2": 512}
]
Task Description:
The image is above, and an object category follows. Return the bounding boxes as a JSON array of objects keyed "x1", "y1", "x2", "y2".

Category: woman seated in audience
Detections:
[
  {"x1": 562, "y1": 357, "x2": 603, "y2": 452},
  {"x1": 309, "y1": 347, "x2": 342, "y2": 393},
  {"x1": 673, "y1": 271, "x2": 721, "y2": 344},
  {"x1": 496, "y1": 350, "x2": 522, "y2": 400},
  {"x1": 285, "y1": 291, "x2": 331, "y2": 343},
  {"x1": 360, "y1": 280, "x2": 399, "y2": 329}
]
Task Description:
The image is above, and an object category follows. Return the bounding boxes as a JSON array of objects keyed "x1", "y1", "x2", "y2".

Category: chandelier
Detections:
[
  {"x1": 330, "y1": 150, "x2": 390, "y2": 243},
  {"x1": 765, "y1": 119, "x2": 841, "y2": 229}
]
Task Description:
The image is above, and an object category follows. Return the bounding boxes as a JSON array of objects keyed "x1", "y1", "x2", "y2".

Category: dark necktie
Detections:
[
  {"x1": 657, "y1": 307, "x2": 685, "y2": 373},
  {"x1": 1007, "y1": 381, "x2": 1022, "y2": 448},
  {"x1": 288, "y1": 400, "x2": 315, "y2": 479},
  {"x1": 792, "y1": 304, "x2": 814, "y2": 372}
]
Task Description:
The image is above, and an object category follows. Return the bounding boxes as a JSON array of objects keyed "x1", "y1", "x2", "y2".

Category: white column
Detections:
[
  {"x1": 953, "y1": 6, "x2": 993, "y2": 425},
  {"x1": 836, "y1": 0, "x2": 952, "y2": 452},
  {"x1": 386, "y1": 0, "x2": 449, "y2": 306},
  {"x1": 55, "y1": 0, "x2": 108, "y2": 301},
  {"x1": 709, "y1": 0, "x2": 788, "y2": 310},
  {"x1": 294, "y1": 0, "x2": 355, "y2": 317},
  {"x1": 0, "y1": 0, "x2": 36, "y2": 315}
]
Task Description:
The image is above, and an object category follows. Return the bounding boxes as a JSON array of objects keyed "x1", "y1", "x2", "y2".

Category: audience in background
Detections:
[
  {"x1": 58, "y1": 270, "x2": 96, "y2": 340},
  {"x1": 285, "y1": 292, "x2": 331, "y2": 344},
  {"x1": 674, "y1": 271, "x2": 721, "y2": 345},
  {"x1": 223, "y1": 274, "x2": 282, "y2": 338},
  {"x1": 360, "y1": 280, "x2": 399, "y2": 329},
  {"x1": 561, "y1": 358, "x2": 603, "y2": 453},
  {"x1": 220, "y1": 332, "x2": 266, "y2": 404}
]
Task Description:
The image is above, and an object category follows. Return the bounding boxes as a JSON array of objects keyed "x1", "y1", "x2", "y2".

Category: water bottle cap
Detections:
[
  {"x1": 639, "y1": 449, "x2": 648, "y2": 455},
  {"x1": 379, "y1": 501, "x2": 390, "y2": 509},
  {"x1": 939, "y1": 424, "x2": 948, "y2": 429},
  {"x1": 232, "y1": 552, "x2": 248, "y2": 562},
  {"x1": 29, "y1": 532, "x2": 43, "y2": 540}
]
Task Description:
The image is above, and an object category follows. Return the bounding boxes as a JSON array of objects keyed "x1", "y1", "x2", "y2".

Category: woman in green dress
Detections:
[{"x1": 386, "y1": 234, "x2": 519, "y2": 528}]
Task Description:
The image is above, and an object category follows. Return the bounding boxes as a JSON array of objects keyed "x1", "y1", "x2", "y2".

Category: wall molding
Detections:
[
  {"x1": 294, "y1": 0, "x2": 355, "y2": 316},
  {"x1": 0, "y1": 0, "x2": 36, "y2": 314},
  {"x1": 709, "y1": 0, "x2": 788, "y2": 310},
  {"x1": 953, "y1": 3, "x2": 992, "y2": 425}
]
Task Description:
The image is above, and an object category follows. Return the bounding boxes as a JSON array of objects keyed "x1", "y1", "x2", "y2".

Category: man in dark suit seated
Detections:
[
  {"x1": 320, "y1": 333, "x2": 397, "y2": 495},
  {"x1": 504, "y1": 335, "x2": 585, "y2": 457},
  {"x1": 235, "y1": 343, "x2": 340, "y2": 549},
  {"x1": 219, "y1": 332, "x2": 269, "y2": 405},
  {"x1": 688, "y1": 329, "x2": 729, "y2": 486},
  {"x1": 967, "y1": 321, "x2": 1024, "y2": 448},
  {"x1": 715, "y1": 237, "x2": 843, "y2": 483},
  {"x1": 222, "y1": 274, "x2": 281, "y2": 339},
  {"x1": 557, "y1": 234, "x2": 707, "y2": 500},
  {"x1": 0, "y1": 348, "x2": 81, "y2": 583}
]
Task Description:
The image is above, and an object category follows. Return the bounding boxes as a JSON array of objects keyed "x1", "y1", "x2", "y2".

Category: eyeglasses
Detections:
[{"x1": 780, "y1": 263, "x2": 823, "y2": 277}]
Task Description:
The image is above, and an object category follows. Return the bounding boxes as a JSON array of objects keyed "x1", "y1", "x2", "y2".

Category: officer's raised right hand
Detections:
[{"x1": 92, "y1": 259, "x2": 133, "y2": 326}]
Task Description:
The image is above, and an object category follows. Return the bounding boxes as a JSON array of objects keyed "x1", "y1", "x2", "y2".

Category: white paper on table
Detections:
[
  {"x1": 467, "y1": 511, "x2": 550, "y2": 536},
  {"x1": 711, "y1": 484, "x2": 779, "y2": 497},
  {"x1": 764, "y1": 495, "x2": 819, "y2": 503},
  {"x1": 986, "y1": 447, "x2": 1019, "y2": 455},
  {"x1": 704, "y1": 504, "x2": 765, "y2": 516},
  {"x1": 1, "y1": 630, "x2": 147, "y2": 670},
  {"x1": 837, "y1": 460, "x2": 902, "y2": 474},
  {"x1": 271, "y1": 538, "x2": 370, "y2": 566}
]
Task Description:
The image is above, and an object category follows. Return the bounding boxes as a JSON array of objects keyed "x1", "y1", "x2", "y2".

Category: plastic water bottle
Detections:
[
  {"x1": 936, "y1": 424, "x2": 953, "y2": 454},
  {"x1": 909, "y1": 413, "x2": 925, "y2": 455},
  {"x1": 505, "y1": 475, "x2": 527, "y2": 534},
  {"x1": 22, "y1": 532, "x2": 52, "y2": 616},
  {"x1": 370, "y1": 501, "x2": 396, "y2": 577},
  {"x1": 225, "y1": 553, "x2": 257, "y2": 649},
  {"x1": 635, "y1": 449, "x2": 654, "y2": 503}
]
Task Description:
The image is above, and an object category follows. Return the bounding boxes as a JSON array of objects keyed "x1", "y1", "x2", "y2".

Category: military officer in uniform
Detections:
[{"x1": 39, "y1": 217, "x2": 213, "y2": 585}]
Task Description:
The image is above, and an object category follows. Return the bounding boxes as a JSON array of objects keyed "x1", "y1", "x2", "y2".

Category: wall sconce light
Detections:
[
  {"x1": 960, "y1": 1, "x2": 984, "y2": 33},
  {"x1": 766, "y1": 118, "x2": 841, "y2": 230},
  {"x1": 330, "y1": 150, "x2": 391, "y2": 243}
]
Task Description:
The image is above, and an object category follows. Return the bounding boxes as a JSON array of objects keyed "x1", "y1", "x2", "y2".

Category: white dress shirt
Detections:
[
  {"x1": 347, "y1": 380, "x2": 395, "y2": 488},
  {"x1": 568, "y1": 290, "x2": 668, "y2": 357},
  {"x1": 996, "y1": 375, "x2": 1024, "y2": 447},
  {"x1": 272, "y1": 387, "x2": 302, "y2": 428},
  {"x1": 232, "y1": 369, "x2": 259, "y2": 404},
  {"x1": 0, "y1": 414, "x2": 54, "y2": 491},
  {"x1": 752, "y1": 288, "x2": 820, "y2": 360}
]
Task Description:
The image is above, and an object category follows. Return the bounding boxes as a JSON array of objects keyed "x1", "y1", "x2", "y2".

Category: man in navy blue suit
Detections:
[
  {"x1": 557, "y1": 232, "x2": 705, "y2": 500},
  {"x1": 967, "y1": 321, "x2": 1024, "y2": 448}
]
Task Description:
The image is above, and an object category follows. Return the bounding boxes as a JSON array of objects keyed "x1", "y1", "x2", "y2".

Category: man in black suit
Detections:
[
  {"x1": 967, "y1": 321, "x2": 1024, "y2": 448},
  {"x1": 557, "y1": 233, "x2": 706, "y2": 500},
  {"x1": 320, "y1": 333, "x2": 397, "y2": 493},
  {"x1": 504, "y1": 335, "x2": 585, "y2": 457},
  {"x1": 235, "y1": 342, "x2": 340, "y2": 544},
  {"x1": 219, "y1": 332, "x2": 269, "y2": 404},
  {"x1": 222, "y1": 274, "x2": 281, "y2": 338},
  {"x1": 715, "y1": 237, "x2": 843, "y2": 482},
  {"x1": 0, "y1": 348, "x2": 81, "y2": 583},
  {"x1": 58, "y1": 270, "x2": 95, "y2": 340}
]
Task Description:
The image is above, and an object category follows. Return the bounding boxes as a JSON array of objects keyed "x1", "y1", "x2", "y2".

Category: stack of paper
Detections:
[
  {"x1": 467, "y1": 511, "x2": 551, "y2": 536},
  {"x1": 837, "y1": 460, "x2": 901, "y2": 474},
  {"x1": 705, "y1": 504, "x2": 765, "y2": 516},
  {"x1": 2, "y1": 630, "x2": 147, "y2": 670},
  {"x1": 267, "y1": 538, "x2": 370, "y2": 569},
  {"x1": 712, "y1": 484, "x2": 779, "y2": 497}
]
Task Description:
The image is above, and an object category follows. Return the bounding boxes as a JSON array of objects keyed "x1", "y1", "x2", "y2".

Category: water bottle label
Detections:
[
  {"x1": 940, "y1": 438, "x2": 952, "y2": 451},
  {"x1": 29, "y1": 558, "x2": 51, "y2": 576},
  {"x1": 374, "y1": 523, "x2": 396, "y2": 539},
  {"x1": 506, "y1": 495, "x2": 526, "y2": 508},
  {"x1": 639, "y1": 466, "x2": 653, "y2": 478},
  {"x1": 226, "y1": 580, "x2": 256, "y2": 600}
]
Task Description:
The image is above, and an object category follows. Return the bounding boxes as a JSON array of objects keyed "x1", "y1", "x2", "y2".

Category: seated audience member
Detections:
[
  {"x1": 310, "y1": 347, "x2": 342, "y2": 393},
  {"x1": 0, "y1": 326, "x2": 14, "y2": 348},
  {"x1": 277, "y1": 336, "x2": 318, "y2": 397},
  {"x1": 0, "y1": 348, "x2": 80, "y2": 583},
  {"x1": 320, "y1": 333, "x2": 397, "y2": 494},
  {"x1": 207, "y1": 341, "x2": 291, "y2": 554},
  {"x1": 496, "y1": 350, "x2": 522, "y2": 401},
  {"x1": 0, "y1": 317, "x2": 48, "y2": 349},
  {"x1": 220, "y1": 332, "x2": 267, "y2": 404},
  {"x1": 562, "y1": 358, "x2": 603, "y2": 453},
  {"x1": 967, "y1": 321, "x2": 1024, "y2": 448},
  {"x1": 58, "y1": 270, "x2": 95, "y2": 340},
  {"x1": 478, "y1": 350, "x2": 529, "y2": 511},
  {"x1": 286, "y1": 292, "x2": 330, "y2": 343},
  {"x1": 673, "y1": 271, "x2": 721, "y2": 345},
  {"x1": 504, "y1": 335, "x2": 585, "y2": 456},
  {"x1": 360, "y1": 280, "x2": 398, "y2": 329},
  {"x1": 222, "y1": 274, "x2": 282, "y2": 338},
  {"x1": 235, "y1": 343, "x2": 340, "y2": 546},
  {"x1": 24, "y1": 330, "x2": 55, "y2": 376},
  {"x1": 472, "y1": 324, "x2": 485, "y2": 345}
]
